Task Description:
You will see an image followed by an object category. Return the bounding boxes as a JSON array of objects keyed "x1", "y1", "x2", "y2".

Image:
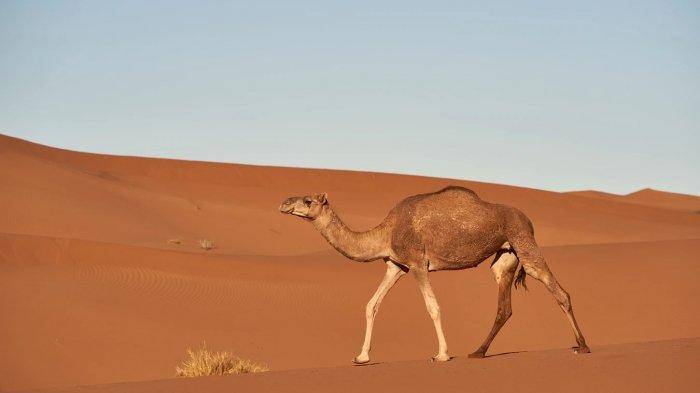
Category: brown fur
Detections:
[{"x1": 280, "y1": 186, "x2": 589, "y2": 361}]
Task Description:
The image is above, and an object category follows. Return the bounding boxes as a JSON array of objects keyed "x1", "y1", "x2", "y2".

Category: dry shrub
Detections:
[
  {"x1": 175, "y1": 343, "x2": 268, "y2": 377},
  {"x1": 198, "y1": 239, "x2": 214, "y2": 250}
]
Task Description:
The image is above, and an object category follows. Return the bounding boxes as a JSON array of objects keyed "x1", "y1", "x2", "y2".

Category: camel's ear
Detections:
[{"x1": 316, "y1": 193, "x2": 328, "y2": 205}]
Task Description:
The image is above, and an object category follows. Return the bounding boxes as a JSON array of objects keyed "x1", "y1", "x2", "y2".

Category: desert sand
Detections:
[{"x1": 1, "y1": 133, "x2": 698, "y2": 392}]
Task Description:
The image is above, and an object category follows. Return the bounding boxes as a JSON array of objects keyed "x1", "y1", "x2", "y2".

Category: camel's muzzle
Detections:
[{"x1": 279, "y1": 203, "x2": 294, "y2": 214}]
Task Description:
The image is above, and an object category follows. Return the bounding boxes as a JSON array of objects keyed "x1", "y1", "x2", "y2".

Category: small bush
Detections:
[
  {"x1": 198, "y1": 239, "x2": 214, "y2": 250},
  {"x1": 175, "y1": 343, "x2": 269, "y2": 377}
]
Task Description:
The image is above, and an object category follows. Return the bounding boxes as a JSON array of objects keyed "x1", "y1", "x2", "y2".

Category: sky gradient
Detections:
[{"x1": 1, "y1": 1, "x2": 698, "y2": 195}]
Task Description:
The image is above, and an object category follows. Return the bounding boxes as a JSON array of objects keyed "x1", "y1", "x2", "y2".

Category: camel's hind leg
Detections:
[
  {"x1": 469, "y1": 249, "x2": 519, "y2": 358},
  {"x1": 510, "y1": 236, "x2": 590, "y2": 353}
]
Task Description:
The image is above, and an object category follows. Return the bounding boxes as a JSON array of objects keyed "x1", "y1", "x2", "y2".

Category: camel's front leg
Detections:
[
  {"x1": 353, "y1": 260, "x2": 406, "y2": 364},
  {"x1": 413, "y1": 268, "x2": 450, "y2": 362}
]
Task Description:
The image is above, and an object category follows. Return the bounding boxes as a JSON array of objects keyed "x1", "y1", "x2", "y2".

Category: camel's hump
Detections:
[
  {"x1": 436, "y1": 185, "x2": 480, "y2": 198},
  {"x1": 393, "y1": 185, "x2": 482, "y2": 211}
]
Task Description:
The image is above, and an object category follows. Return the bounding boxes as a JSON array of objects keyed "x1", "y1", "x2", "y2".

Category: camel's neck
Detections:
[{"x1": 312, "y1": 205, "x2": 390, "y2": 262}]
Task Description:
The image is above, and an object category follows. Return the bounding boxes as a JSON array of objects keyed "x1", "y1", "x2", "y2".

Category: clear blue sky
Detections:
[{"x1": 1, "y1": 1, "x2": 698, "y2": 195}]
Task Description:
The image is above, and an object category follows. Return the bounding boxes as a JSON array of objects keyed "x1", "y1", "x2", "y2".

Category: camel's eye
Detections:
[{"x1": 304, "y1": 198, "x2": 312, "y2": 206}]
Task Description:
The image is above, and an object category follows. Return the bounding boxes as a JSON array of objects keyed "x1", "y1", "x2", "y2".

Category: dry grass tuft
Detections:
[
  {"x1": 198, "y1": 239, "x2": 214, "y2": 250},
  {"x1": 175, "y1": 343, "x2": 269, "y2": 377}
]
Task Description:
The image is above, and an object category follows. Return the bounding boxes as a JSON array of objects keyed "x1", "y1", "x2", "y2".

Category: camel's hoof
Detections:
[
  {"x1": 468, "y1": 351, "x2": 486, "y2": 359},
  {"x1": 429, "y1": 354, "x2": 452, "y2": 363},
  {"x1": 573, "y1": 346, "x2": 591, "y2": 354},
  {"x1": 352, "y1": 357, "x2": 370, "y2": 365}
]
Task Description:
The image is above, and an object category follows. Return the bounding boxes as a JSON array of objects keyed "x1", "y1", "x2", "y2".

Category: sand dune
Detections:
[
  {"x1": 570, "y1": 188, "x2": 700, "y2": 213},
  {"x1": 3, "y1": 134, "x2": 700, "y2": 254},
  {"x1": 1, "y1": 134, "x2": 699, "y2": 392}
]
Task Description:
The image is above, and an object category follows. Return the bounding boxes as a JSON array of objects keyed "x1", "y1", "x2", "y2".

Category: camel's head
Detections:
[{"x1": 279, "y1": 193, "x2": 328, "y2": 220}]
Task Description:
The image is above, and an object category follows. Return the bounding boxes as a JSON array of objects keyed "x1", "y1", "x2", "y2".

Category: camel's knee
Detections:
[
  {"x1": 555, "y1": 289, "x2": 572, "y2": 311},
  {"x1": 427, "y1": 303, "x2": 441, "y2": 321},
  {"x1": 543, "y1": 280, "x2": 572, "y2": 310},
  {"x1": 495, "y1": 308, "x2": 512, "y2": 324},
  {"x1": 365, "y1": 300, "x2": 379, "y2": 319}
]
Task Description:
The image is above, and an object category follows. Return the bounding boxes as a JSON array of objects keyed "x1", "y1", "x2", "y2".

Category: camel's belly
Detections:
[
  {"x1": 427, "y1": 258, "x2": 483, "y2": 271},
  {"x1": 424, "y1": 230, "x2": 506, "y2": 271}
]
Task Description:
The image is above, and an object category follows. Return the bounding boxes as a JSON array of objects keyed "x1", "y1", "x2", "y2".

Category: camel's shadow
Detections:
[
  {"x1": 351, "y1": 351, "x2": 526, "y2": 367},
  {"x1": 477, "y1": 350, "x2": 525, "y2": 359}
]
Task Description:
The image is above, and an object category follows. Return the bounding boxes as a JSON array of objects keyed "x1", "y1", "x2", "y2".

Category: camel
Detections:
[{"x1": 279, "y1": 186, "x2": 589, "y2": 363}]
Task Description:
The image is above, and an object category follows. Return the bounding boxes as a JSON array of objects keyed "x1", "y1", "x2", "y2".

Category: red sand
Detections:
[
  {"x1": 19, "y1": 338, "x2": 700, "y2": 393},
  {"x1": 1, "y1": 134, "x2": 698, "y2": 392}
]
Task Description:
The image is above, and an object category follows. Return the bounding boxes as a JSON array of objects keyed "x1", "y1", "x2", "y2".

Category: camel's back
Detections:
[{"x1": 388, "y1": 186, "x2": 512, "y2": 268}]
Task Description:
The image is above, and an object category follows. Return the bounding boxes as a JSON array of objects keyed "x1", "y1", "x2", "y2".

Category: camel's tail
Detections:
[{"x1": 514, "y1": 264, "x2": 527, "y2": 290}]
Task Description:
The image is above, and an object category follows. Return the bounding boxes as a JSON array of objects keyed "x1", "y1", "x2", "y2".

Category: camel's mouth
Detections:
[
  {"x1": 278, "y1": 201, "x2": 294, "y2": 213},
  {"x1": 291, "y1": 211, "x2": 309, "y2": 218},
  {"x1": 280, "y1": 209, "x2": 311, "y2": 220},
  {"x1": 279, "y1": 203, "x2": 308, "y2": 218}
]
